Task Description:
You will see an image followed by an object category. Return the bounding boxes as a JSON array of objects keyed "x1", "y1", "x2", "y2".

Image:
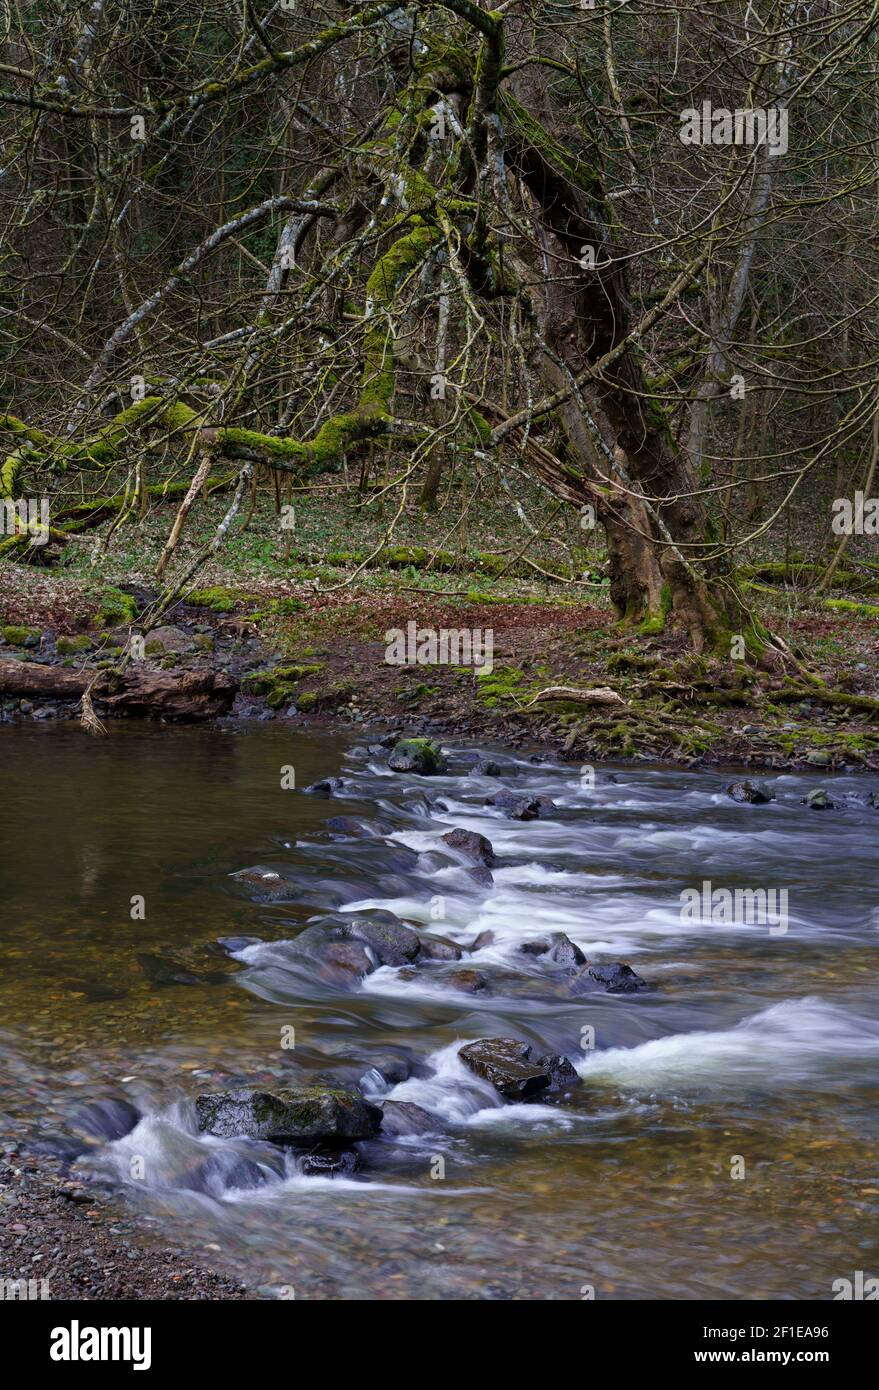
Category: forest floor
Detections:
[{"x1": 1, "y1": 475, "x2": 878, "y2": 770}]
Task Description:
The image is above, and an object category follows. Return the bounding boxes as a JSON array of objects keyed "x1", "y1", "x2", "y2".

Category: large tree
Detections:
[{"x1": 2, "y1": 2, "x2": 877, "y2": 653}]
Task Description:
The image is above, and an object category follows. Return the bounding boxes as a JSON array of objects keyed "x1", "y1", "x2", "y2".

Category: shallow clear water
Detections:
[{"x1": 1, "y1": 722, "x2": 878, "y2": 1299}]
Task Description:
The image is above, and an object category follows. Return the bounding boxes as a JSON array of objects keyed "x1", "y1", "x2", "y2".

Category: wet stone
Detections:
[
  {"x1": 326, "y1": 815, "x2": 390, "y2": 838},
  {"x1": 344, "y1": 914, "x2": 421, "y2": 967},
  {"x1": 803, "y1": 787, "x2": 834, "y2": 810},
  {"x1": 417, "y1": 934, "x2": 463, "y2": 961},
  {"x1": 519, "y1": 932, "x2": 586, "y2": 969},
  {"x1": 68, "y1": 1099, "x2": 141, "y2": 1145},
  {"x1": 726, "y1": 780, "x2": 773, "y2": 804},
  {"x1": 387, "y1": 738, "x2": 448, "y2": 775},
  {"x1": 440, "y1": 828, "x2": 495, "y2": 867},
  {"x1": 303, "y1": 777, "x2": 347, "y2": 795},
  {"x1": 216, "y1": 935, "x2": 263, "y2": 955},
  {"x1": 571, "y1": 962, "x2": 649, "y2": 995},
  {"x1": 440, "y1": 968, "x2": 490, "y2": 994},
  {"x1": 288, "y1": 924, "x2": 378, "y2": 986},
  {"x1": 299, "y1": 1146, "x2": 362, "y2": 1177},
  {"x1": 485, "y1": 790, "x2": 557, "y2": 820},
  {"x1": 458, "y1": 1039, "x2": 578, "y2": 1101},
  {"x1": 379, "y1": 1101, "x2": 440, "y2": 1137},
  {"x1": 231, "y1": 866, "x2": 295, "y2": 902},
  {"x1": 195, "y1": 1087, "x2": 382, "y2": 1144}
]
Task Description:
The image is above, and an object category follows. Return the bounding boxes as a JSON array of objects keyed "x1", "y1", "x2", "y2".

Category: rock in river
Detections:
[
  {"x1": 440, "y1": 828, "x2": 495, "y2": 867},
  {"x1": 286, "y1": 922, "x2": 378, "y2": 986},
  {"x1": 570, "y1": 962, "x2": 649, "y2": 995},
  {"x1": 417, "y1": 933, "x2": 463, "y2": 961},
  {"x1": 344, "y1": 913, "x2": 421, "y2": 967},
  {"x1": 299, "y1": 1146, "x2": 362, "y2": 1177},
  {"x1": 519, "y1": 932, "x2": 586, "y2": 968},
  {"x1": 440, "y1": 967, "x2": 490, "y2": 994},
  {"x1": 379, "y1": 1100, "x2": 440, "y2": 1137},
  {"x1": 231, "y1": 865, "x2": 294, "y2": 902},
  {"x1": 726, "y1": 780, "x2": 773, "y2": 804},
  {"x1": 68, "y1": 1098, "x2": 141, "y2": 1144},
  {"x1": 485, "y1": 790, "x2": 556, "y2": 820},
  {"x1": 387, "y1": 737, "x2": 448, "y2": 775},
  {"x1": 471, "y1": 757, "x2": 505, "y2": 777},
  {"x1": 195, "y1": 1087, "x2": 382, "y2": 1144},
  {"x1": 304, "y1": 776, "x2": 346, "y2": 795},
  {"x1": 803, "y1": 787, "x2": 834, "y2": 810},
  {"x1": 458, "y1": 1038, "x2": 578, "y2": 1102}
]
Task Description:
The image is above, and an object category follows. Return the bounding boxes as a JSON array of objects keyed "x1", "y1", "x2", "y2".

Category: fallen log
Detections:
[
  {"x1": 0, "y1": 660, "x2": 88, "y2": 699},
  {"x1": 0, "y1": 659, "x2": 237, "y2": 721},
  {"x1": 526, "y1": 684, "x2": 626, "y2": 707}
]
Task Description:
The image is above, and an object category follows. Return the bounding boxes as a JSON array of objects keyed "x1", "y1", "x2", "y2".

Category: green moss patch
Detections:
[{"x1": 94, "y1": 586, "x2": 137, "y2": 626}]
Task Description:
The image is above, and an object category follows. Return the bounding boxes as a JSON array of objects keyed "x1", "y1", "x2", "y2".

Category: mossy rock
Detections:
[
  {"x1": 94, "y1": 586, "x2": 137, "y2": 626},
  {"x1": 187, "y1": 586, "x2": 257, "y2": 613},
  {"x1": 387, "y1": 737, "x2": 448, "y2": 775},
  {"x1": 243, "y1": 662, "x2": 324, "y2": 699},
  {"x1": 195, "y1": 1087, "x2": 381, "y2": 1142},
  {"x1": 1, "y1": 624, "x2": 39, "y2": 647},
  {"x1": 55, "y1": 634, "x2": 93, "y2": 655}
]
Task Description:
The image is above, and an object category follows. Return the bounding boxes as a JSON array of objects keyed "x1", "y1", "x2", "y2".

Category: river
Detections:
[{"x1": 1, "y1": 721, "x2": 878, "y2": 1299}]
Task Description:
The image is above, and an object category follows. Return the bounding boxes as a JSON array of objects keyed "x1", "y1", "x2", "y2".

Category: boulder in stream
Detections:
[
  {"x1": 387, "y1": 737, "x2": 448, "y2": 775},
  {"x1": 458, "y1": 1038, "x2": 578, "y2": 1101},
  {"x1": 68, "y1": 1098, "x2": 141, "y2": 1144},
  {"x1": 304, "y1": 776, "x2": 346, "y2": 795},
  {"x1": 471, "y1": 757, "x2": 506, "y2": 777},
  {"x1": 299, "y1": 1146, "x2": 362, "y2": 1177},
  {"x1": 803, "y1": 787, "x2": 834, "y2": 810},
  {"x1": 344, "y1": 913, "x2": 421, "y2": 967},
  {"x1": 470, "y1": 929, "x2": 496, "y2": 951},
  {"x1": 288, "y1": 922, "x2": 378, "y2": 985},
  {"x1": 326, "y1": 815, "x2": 390, "y2": 838},
  {"x1": 519, "y1": 932, "x2": 586, "y2": 968},
  {"x1": 440, "y1": 828, "x2": 495, "y2": 867},
  {"x1": 231, "y1": 866, "x2": 294, "y2": 902},
  {"x1": 216, "y1": 935, "x2": 263, "y2": 955},
  {"x1": 726, "y1": 780, "x2": 773, "y2": 804},
  {"x1": 485, "y1": 790, "x2": 556, "y2": 820},
  {"x1": 571, "y1": 962, "x2": 649, "y2": 995},
  {"x1": 417, "y1": 933, "x2": 463, "y2": 961},
  {"x1": 440, "y1": 967, "x2": 491, "y2": 994},
  {"x1": 195, "y1": 1086, "x2": 382, "y2": 1144},
  {"x1": 379, "y1": 1100, "x2": 440, "y2": 1137}
]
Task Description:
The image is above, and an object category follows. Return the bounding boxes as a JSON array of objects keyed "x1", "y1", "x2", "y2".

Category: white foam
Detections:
[{"x1": 577, "y1": 997, "x2": 879, "y2": 1091}]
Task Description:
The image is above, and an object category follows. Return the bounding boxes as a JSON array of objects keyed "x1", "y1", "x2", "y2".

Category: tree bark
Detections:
[{"x1": 0, "y1": 660, "x2": 237, "y2": 720}]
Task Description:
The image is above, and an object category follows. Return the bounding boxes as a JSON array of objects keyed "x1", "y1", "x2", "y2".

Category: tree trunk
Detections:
[{"x1": 0, "y1": 660, "x2": 238, "y2": 720}]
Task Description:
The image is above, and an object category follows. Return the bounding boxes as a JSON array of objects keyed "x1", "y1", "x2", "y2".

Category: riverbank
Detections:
[
  {"x1": 0, "y1": 1155, "x2": 252, "y2": 1300},
  {"x1": 1, "y1": 562, "x2": 877, "y2": 773}
]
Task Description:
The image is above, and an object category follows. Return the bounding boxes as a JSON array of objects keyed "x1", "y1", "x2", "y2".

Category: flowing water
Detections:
[{"x1": 1, "y1": 722, "x2": 878, "y2": 1299}]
